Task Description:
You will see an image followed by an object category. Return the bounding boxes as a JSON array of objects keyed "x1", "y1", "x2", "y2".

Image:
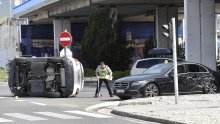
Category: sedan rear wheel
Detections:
[
  {"x1": 204, "y1": 82, "x2": 218, "y2": 94},
  {"x1": 143, "y1": 83, "x2": 159, "y2": 97}
]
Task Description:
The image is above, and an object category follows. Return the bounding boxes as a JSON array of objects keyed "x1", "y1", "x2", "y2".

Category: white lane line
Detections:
[
  {"x1": 0, "y1": 118, "x2": 14, "y2": 122},
  {"x1": 0, "y1": 85, "x2": 7, "y2": 87},
  {"x1": 65, "y1": 110, "x2": 112, "y2": 118},
  {"x1": 15, "y1": 100, "x2": 27, "y2": 102},
  {"x1": 34, "y1": 112, "x2": 82, "y2": 119},
  {"x1": 0, "y1": 83, "x2": 7, "y2": 86},
  {"x1": 30, "y1": 102, "x2": 47, "y2": 106},
  {"x1": 3, "y1": 113, "x2": 47, "y2": 121},
  {"x1": 0, "y1": 97, "x2": 5, "y2": 99}
]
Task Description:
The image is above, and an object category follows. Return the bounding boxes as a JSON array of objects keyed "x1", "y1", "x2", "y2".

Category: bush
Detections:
[
  {"x1": 113, "y1": 70, "x2": 130, "y2": 80},
  {"x1": 84, "y1": 68, "x2": 130, "y2": 80},
  {"x1": 84, "y1": 68, "x2": 96, "y2": 77},
  {"x1": 0, "y1": 67, "x2": 8, "y2": 82}
]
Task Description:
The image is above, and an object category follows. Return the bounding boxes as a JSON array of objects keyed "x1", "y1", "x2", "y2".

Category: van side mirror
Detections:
[{"x1": 168, "y1": 72, "x2": 174, "y2": 77}]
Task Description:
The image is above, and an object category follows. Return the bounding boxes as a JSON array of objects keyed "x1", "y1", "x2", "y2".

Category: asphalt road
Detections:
[{"x1": 0, "y1": 82, "x2": 158, "y2": 124}]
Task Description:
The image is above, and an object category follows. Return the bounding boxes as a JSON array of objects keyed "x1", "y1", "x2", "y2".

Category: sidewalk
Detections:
[
  {"x1": 111, "y1": 94, "x2": 220, "y2": 124},
  {"x1": 84, "y1": 77, "x2": 97, "y2": 86}
]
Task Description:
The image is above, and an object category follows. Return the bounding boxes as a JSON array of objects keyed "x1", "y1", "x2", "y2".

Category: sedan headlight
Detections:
[{"x1": 131, "y1": 81, "x2": 146, "y2": 86}]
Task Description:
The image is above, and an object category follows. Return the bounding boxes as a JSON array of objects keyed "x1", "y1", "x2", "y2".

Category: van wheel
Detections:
[
  {"x1": 203, "y1": 82, "x2": 218, "y2": 94},
  {"x1": 118, "y1": 96, "x2": 132, "y2": 100},
  {"x1": 143, "y1": 83, "x2": 159, "y2": 97}
]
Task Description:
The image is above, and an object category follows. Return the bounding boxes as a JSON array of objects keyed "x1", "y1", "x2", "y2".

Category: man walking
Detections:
[{"x1": 94, "y1": 62, "x2": 113, "y2": 97}]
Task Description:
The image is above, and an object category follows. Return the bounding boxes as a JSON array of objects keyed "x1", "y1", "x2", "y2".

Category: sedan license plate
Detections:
[{"x1": 116, "y1": 89, "x2": 125, "y2": 93}]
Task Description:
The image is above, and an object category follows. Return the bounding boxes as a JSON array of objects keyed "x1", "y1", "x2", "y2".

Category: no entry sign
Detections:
[{"x1": 59, "y1": 31, "x2": 72, "y2": 47}]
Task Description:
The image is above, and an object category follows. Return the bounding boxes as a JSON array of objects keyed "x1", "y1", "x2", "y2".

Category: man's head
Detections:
[{"x1": 100, "y1": 61, "x2": 105, "y2": 68}]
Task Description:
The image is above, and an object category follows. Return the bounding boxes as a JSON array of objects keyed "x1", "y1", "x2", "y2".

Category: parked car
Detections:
[
  {"x1": 8, "y1": 57, "x2": 84, "y2": 98},
  {"x1": 130, "y1": 58, "x2": 184, "y2": 75},
  {"x1": 114, "y1": 62, "x2": 220, "y2": 100}
]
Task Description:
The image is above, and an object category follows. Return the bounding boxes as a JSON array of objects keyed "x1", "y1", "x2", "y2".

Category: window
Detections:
[
  {"x1": 136, "y1": 59, "x2": 173, "y2": 69},
  {"x1": 187, "y1": 64, "x2": 200, "y2": 72},
  {"x1": 168, "y1": 65, "x2": 185, "y2": 74},
  {"x1": 158, "y1": 59, "x2": 172, "y2": 63},
  {"x1": 199, "y1": 66, "x2": 208, "y2": 72},
  {"x1": 136, "y1": 59, "x2": 160, "y2": 68},
  {"x1": 178, "y1": 65, "x2": 185, "y2": 74}
]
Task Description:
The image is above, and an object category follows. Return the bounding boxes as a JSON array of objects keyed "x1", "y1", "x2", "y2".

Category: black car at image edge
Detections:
[{"x1": 113, "y1": 62, "x2": 220, "y2": 100}]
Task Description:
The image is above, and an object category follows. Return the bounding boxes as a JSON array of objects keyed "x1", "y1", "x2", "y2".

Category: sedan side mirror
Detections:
[{"x1": 168, "y1": 72, "x2": 174, "y2": 77}]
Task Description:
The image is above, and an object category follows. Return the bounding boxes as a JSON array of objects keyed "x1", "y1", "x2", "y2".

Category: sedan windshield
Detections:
[{"x1": 144, "y1": 63, "x2": 173, "y2": 75}]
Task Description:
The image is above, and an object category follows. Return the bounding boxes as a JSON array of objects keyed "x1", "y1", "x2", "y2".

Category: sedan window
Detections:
[
  {"x1": 168, "y1": 65, "x2": 185, "y2": 74},
  {"x1": 187, "y1": 64, "x2": 200, "y2": 72},
  {"x1": 178, "y1": 65, "x2": 185, "y2": 74},
  {"x1": 199, "y1": 66, "x2": 208, "y2": 72}
]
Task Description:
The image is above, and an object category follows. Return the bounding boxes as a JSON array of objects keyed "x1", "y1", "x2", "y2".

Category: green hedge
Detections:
[
  {"x1": 113, "y1": 70, "x2": 130, "y2": 80},
  {"x1": 84, "y1": 68, "x2": 130, "y2": 80},
  {"x1": 84, "y1": 68, "x2": 96, "y2": 77},
  {"x1": 0, "y1": 67, "x2": 8, "y2": 82}
]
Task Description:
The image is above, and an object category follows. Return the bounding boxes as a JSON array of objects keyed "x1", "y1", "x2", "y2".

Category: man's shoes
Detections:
[
  {"x1": 94, "y1": 94, "x2": 102, "y2": 97},
  {"x1": 110, "y1": 95, "x2": 113, "y2": 97}
]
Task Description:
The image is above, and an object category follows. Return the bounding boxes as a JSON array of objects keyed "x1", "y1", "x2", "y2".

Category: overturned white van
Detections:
[{"x1": 8, "y1": 57, "x2": 84, "y2": 98}]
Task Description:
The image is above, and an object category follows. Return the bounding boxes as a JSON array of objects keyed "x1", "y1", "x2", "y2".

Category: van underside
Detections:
[{"x1": 8, "y1": 57, "x2": 75, "y2": 98}]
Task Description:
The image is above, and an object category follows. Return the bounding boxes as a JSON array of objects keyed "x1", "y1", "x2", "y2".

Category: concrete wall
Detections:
[{"x1": 0, "y1": 19, "x2": 19, "y2": 68}]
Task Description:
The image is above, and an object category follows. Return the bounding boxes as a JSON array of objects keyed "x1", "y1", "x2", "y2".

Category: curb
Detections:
[
  {"x1": 118, "y1": 101, "x2": 152, "y2": 106},
  {"x1": 86, "y1": 100, "x2": 183, "y2": 124},
  {"x1": 111, "y1": 109, "x2": 184, "y2": 124},
  {"x1": 85, "y1": 101, "x2": 120, "y2": 112}
]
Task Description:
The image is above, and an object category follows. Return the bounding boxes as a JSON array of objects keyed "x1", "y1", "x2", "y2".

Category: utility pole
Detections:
[
  {"x1": 162, "y1": 17, "x2": 179, "y2": 104},
  {"x1": 171, "y1": 18, "x2": 179, "y2": 104}
]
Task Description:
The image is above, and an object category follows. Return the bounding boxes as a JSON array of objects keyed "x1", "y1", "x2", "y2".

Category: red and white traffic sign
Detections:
[{"x1": 59, "y1": 31, "x2": 73, "y2": 47}]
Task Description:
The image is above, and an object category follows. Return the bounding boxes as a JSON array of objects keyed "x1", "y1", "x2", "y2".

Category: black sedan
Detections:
[{"x1": 113, "y1": 62, "x2": 220, "y2": 100}]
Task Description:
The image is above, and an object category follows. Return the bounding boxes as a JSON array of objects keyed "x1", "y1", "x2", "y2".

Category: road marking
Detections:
[
  {"x1": 0, "y1": 97, "x2": 5, "y2": 99},
  {"x1": 65, "y1": 110, "x2": 112, "y2": 118},
  {"x1": 3, "y1": 113, "x2": 47, "y2": 121},
  {"x1": 30, "y1": 102, "x2": 47, "y2": 106},
  {"x1": 34, "y1": 112, "x2": 82, "y2": 119},
  {"x1": 0, "y1": 85, "x2": 7, "y2": 87},
  {"x1": 0, "y1": 83, "x2": 7, "y2": 87},
  {"x1": 0, "y1": 118, "x2": 14, "y2": 122},
  {"x1": 15, "y1": 100, "x2": 26, "y2": 102}
]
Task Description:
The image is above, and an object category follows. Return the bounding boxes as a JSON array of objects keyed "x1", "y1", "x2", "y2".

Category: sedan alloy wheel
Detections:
[
  {"x1": 143, "y1": 83, "x2": 159, "y2": 97},
  {"x1": 205, "y1": 82, "x2": 218, "y2": 94}
]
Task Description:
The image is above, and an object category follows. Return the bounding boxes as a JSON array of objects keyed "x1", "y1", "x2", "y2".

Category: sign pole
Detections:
[
  {"x1": 172, "y1": 18, "x2": 179, "y2": 104},
  {"x1": 64, "y1": 30, "x2": 67, "y2": 58},
  {"x1": 64, "y1": 46, "x2": 67, "y2": 58}
]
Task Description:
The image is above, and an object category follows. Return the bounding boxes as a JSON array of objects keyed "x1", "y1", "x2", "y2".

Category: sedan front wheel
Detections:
[{"x1": 143, "y1": 83, "x2": 159, "y2": 97}]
